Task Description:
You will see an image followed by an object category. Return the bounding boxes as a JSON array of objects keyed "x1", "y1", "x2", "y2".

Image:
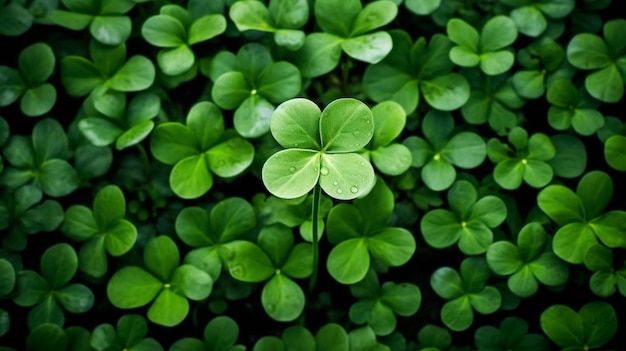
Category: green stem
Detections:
[{"x1": 308, "y1": 183, "x2": 321, "y2": 293}]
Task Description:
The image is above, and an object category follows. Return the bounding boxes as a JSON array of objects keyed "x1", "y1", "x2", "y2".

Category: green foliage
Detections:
[{"x1": 2, "y1": 1, "x2": 626, "y2": 350}]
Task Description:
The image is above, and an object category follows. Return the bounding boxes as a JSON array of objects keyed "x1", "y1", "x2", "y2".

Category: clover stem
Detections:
[{"x1": 308, "y1": 183, "x2": 321, "y2": 293}]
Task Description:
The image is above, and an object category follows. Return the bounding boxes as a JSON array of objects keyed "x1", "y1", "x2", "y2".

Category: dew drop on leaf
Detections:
[
  {"x1": 321, "y1": 167, "x2": 329, "y2": 175},
  {"x1": 337, "y1": 189, "x2": 343, "y2": 194},
  {"x1": 230, "y1": 264, "x2": 245, "y2": 278},
  {"x1": 266, "y1": 303, "x2": 276, "y2": 313},
  {"x1": 350, "y1": 186, "x2": 358, "y2": 193},
  {"x1": 332, "y1": 181, "x2": 338, "y2": 186},
  {"x1": 289, "y1": 166, "x2": 297, "y2": 173}
]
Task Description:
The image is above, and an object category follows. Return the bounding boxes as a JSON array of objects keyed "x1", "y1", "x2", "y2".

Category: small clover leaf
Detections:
[
  {"x1": 363, "y1": 101, "x2": 412, "y2": 176},
  {"x1": 61, "y1": 185, "x2": 137, "y2": 278},
  {"x1": 420, "y1": 180, "x2": 507, "y2": 255},
  {"x1": 107, "y1": 235, "x2": 214, "y2": 327},
  {"x1": 78, "y1": 91, "x2": 161, "y2": 150},
  {"x1": 13, "y1": 243, "x2": 95, "y2": 329},
  {"x1": 49, "y1": 0, "x2": 136, "y2": 46},
  {"x1": 486, "y1": 222, "x2": 568, "y2": 298},
  {"x1": 61, "y1": 41, "x2": 155, "y2": 101},
  {"x1": 349, "y1": 270, "x2": 421, "y2": 336},
  {"x1": 548, "y1": 133, "x2": 587, "y2": 179},
  {"x1": 0, "y1": 2, "x2": 34, "y2": 36},
  {"x1": 547, "y1": 79, "x2": 604, "y2": 136},
  {"x1": 252, "y1": 323, "x2": 349, "y2": 351},
  {"x1": 416, "y1": 325, "x2": 452, "y2": 351},
  {"x1": 363, "y1": 31, "x2": 470, "y2": 114},
  {"x1": 326, "y1": 178, "x2": 415, "y2": 284},
  {"x1": 583, "y1": 244, "x2": 626, "y2": 297},
  {"x1": 176, "y1": 197, "x2": 256, "y2": 281},
  {"x1": 460, "y1": 68, "x2": 526, "y2": 135},
  {"x1": 0, "y1": 118, "x2": 79, "y2": 197},
  {"x1": 474, "y1": 316, "x2": 550, "y2": 351},
  {"x1": 0, "y1": 42, "x2": 57, "y2": 116},
  {"x1": 262, "y1": 97, "x2": 375, "y2": 201},
  {"x1": 90, "y1": 314, "x2": 163, "y2": 351},
  {"x1": 230, "y1": 0, "x2": 309, "y2": 50},
  {"x1": 224, "y1": 225, "x2": 312, "y2": 322},
  {"x1": 501, "y1": 0, "x2": 575, "y2": 37},
  {"x1": 447, "y1": 15, "x2": 518, "y2": 75},
  {"x1": 537, "y1": 170, "x2": 626, "y2": 263},
  {"x1": 210, "y1": 43, "x2": 302, "y2": 138},
  {"x1": 142, "y1": 4, "x2": 226, "y2": 75},
  {"x1": 512, "y1": 37, "x2": 569, "y2": 99},
  {"x1": 169, "y1": 316, "x2": 245, "y2": 351},
  {"x1": 566, "y1": 19, "x2": 626, "y2": 103},
  {"x1": 430, "y1": 257, "x2": 501, "y2": 332},
  {"x1": 540, "y1": 302, "x2": 617, "y2": 350},
  {"x1": 0, "y1": 185, "x2": 64, "y2": 252},
  {"x1": 150, "y1": 101, "x2": 254, "y2": 199},
  {"x1": 292, "y1": 0, "x2": 397, "y2": 77},
  {"x1": 487, "y1": 126, "x2": 556, "y2": 190},
  {"x1": 404, "y1": 110, "x2": 486, "y2": 191},
  {"x1": 405, "y1": 0, "x2": 442, "y2": 15}
]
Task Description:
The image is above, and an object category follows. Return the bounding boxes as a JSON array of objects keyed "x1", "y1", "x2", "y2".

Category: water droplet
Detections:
[
  {"x1": 251, "y1": 89, "x2": 258, "y2": 95},
  {"x1": 320, "y1": 167, "x2": 329, "y2": 176},
  {"x1": 361, "y1": 177, "x2": 366, "y2": 181},
  {"x1": 289, "y1": 166, "x2": 297, "y2": 173},
  {"x1": 350, "y1": 186, "x2": 358, "y2": 193},
  {"x1": 294, "y1": 143, "x2": 300, "y2": 147},
  {"x1": 337, "y1": 189, "x2": 343, "y2": 194},
  {"x1": 164, "y1": 283, "x2": 171, "y2": 289},
  {"x1": 332, "y1": 181, "x2": 338, "y2": 186},
  {"x1": 230, "y1": 264, "x2": 245, "y2": 277},
  {"x1": 360, "y1": 162, "x2": 366, "y2": 166},
  {"x1": 353, "y1": 131, "x2": 360, "y2": 136},
  {"x1": 313, "y1": 167, "x2": 318, "y2": 172},
  {"x1": 266, "y1": 303, "x2": 276, "y2": 313},
  {"x1": 365, "y1": 120, "x2": 371, "y2": 124}
]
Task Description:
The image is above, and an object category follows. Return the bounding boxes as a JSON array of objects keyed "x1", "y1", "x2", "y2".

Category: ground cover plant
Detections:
[{"x1": 1, "y1": 0, "x2": 626, "y2": 350}]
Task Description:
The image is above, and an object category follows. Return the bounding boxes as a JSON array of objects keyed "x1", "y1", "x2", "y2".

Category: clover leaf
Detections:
[
  {"x1": 13, "y1": 243, "x2": 95, "y2": 329},
  {"x1": 405, "y1": 0, "x2": 442, "y2": 15},
  {"x1": 326, "y1": 178, "x2": 415, "y2": 284},
  {"x1": 537, "y1": 170, "x2": 626, "y2": 264},
  {"x1": 293, "y1": 0, "x2": 397, "y2": 77},
  {"x1": 176, "y1": 197, "x2": 256, "y2": 281},
  {"x1": 230, "y1": 0, "x2": 309, "y2": 50},
  {"x1": 252, "y1": 323, "x2": 349, "y2": 351},
  {"x1": 0, "y1": 116, "x2": 7, "y2": 173},
  {"x1": 142, "y1": 4, "x2": 226, "y2": 75},
  {"x1": 0, "y1": 185, "x2": 64, "y2": 252},
  {"x1": 548, "y1": 133, "x2": 587, "y2": 179},
  {"x1": 169, "y1": 316, "x2": 245, "y2": 351},
  {"x1": 404, "y1": 110, "x2": 486, "y2": 191},
  {"x1": 500, "y1": 0, "x2": 575, "y2": 37},
  {"x1": 540, "y1": 302, "x2": 617, "y2": 350},
  {"x1": 486, "y1": 222, "x2": 568, "y2": 298},
  {"x1": 61, "y1": 41, "x2": 155, "y2": 101},
  {"x1": 0, "y1": 257, "x2": 15, "y2": 338},
  {"x1": 150, "y1": 101, "x2": 254, "y2": 199},
  {"x1": 487, "y1": 127, "x2": 556, "y2": 190},
  {"x1": 460, "y1": 68, "x2": 526, "y2": 135},
  {"x1": 420, "y1": 180, "x2": 507, "y2": 255},
  {"x1": 474, "y1": 316, "x2": 550, "y2": 351},
  {"x1": 349, "y1": 270, "x2": 421, "y2": 336},
  {"x1": 0, "y1": 118, "x2": 79, "y2": 197},
  {"x1": 416, "y1": 325, "x2": 452, "y2": 351},
  {"x1": 210, "y1": 43, "x2": 302, "y2": 138},
  {"x1": 107, "y1": 235, "x2": 214, "y2": 327},
  {"x1": 61, "y1": 185, "x2": 137, "y2": 278},
  {"x1": 363, "y1": 30, "x2": 470, "y2": 114},
  {"x1": 362, "y1": 101, "x2": 412, "y2": 176},
  {"x1": 78, "y1": 91, "x2": 161, "y2": 150},
  {"x1": 566, "y1": 19, "x2": 626, "y2": 103},
  {"x1": 583, "y1": 244, "x2": 626, "y2": 297},
  {"x1": 431, "y1": 257, "x2": 501, "y2": 332},
  {"x1": 224, "y1": 225, "x2": 313, "y2": 322},
  {"x1": 0, "y1": 42, "x2": 56, "y2": 116},
  {"x1": 512, "y1": 37, "x2": 568, "y2": 99},
  {"x1": 447, "y1": 16, "x2": 518, "y2": 75},
  {"x1": 604, "y1": 134, "x2": 626, "y2": 171},
  {"x1": 49, "y1": 0, "x2": 137, "y2": 46},
  {"x1": 547, "y1": 79, "x2": 604, "y2": 136},
  {"x1": 90, "y1": 314, "x2": 163, "y2": 351},
  {"x1": 262, "y1": 97, "x2": 376, "y2": 201},
  {"x1": 0, "y1": 2, "x2": 34, "y2": 36}
]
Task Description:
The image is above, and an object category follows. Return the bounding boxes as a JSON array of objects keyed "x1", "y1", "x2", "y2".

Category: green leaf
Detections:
[
  {"x1": 537, "y1": 185, "x2": 585, "y2": 226},
  {"x1": 319, "y1": 153, "x2": 376, "y2": 200},
  {"x1": 540, "y1": 305, "x2": 584, "y2": 348},
  {"x1": 367, "y1": 228, "x2": 415, "y2": 267},
  {"x1": 262, "y1": 149, "x2": 319, "y2": 199},
  {"x1": 107, "y1": 266, "x2": 162, "y2": 308},
  {"x1": 141, "y1": 15, "x2": 186, "y2": 47},
  {"x1": 421, "y1": 73, "x2": 470, "y2": 111},
  {"x1": 421, "y1": 209, "x2": 460, "y2": 250},
  {"x1": 320, "y1": 98, "x2": 373, "y2": 152},
  {"x1": 349, "y1": 1, "x2": 397, "y2": 37},
  {"x1": 589, "y1": 211, "x2": 626, "y2": 248},
  {"x1": 171, "y1": 264, "x2": 213, "y2": 300},
  {"x1": 26, "y1": 324, "x2": 68, "y2": 351},
  {"x1": 487, "y1": 241, "x2": 523, "y2": 275},
  {"x1": 157, "y1": 45, "x2": 195, "y2": 76},
  {"x1": 480, "y1": 16, "x2": 517, "y2": 52},
  {"x1": 422, "y1": 159, "x2": 456, "y2": 191},
  {"x1": 204, "y1": 316, "x2": 241, "y2": 350},
  {"x1": 0, "y1": 66, "x2": 25, "y2": 107},
  {"x1": 0, "y1": 2, "x2": 34, "y2": 36},
  {"x1": 212, "y1": 71, "x2": 251, "y2": 110},
  {"x1": 270, "y1": 98, "x2": 321, "y2": 149},
  {"x1": 108, "y1": 55, "x2": 155, "y2": 92},
  {"x1": 60, "y1": 56, "x2": 105, "y2": 97},
  {"x1": 327, "y1": 238, "x2": 369, "y2": 284},
  {"x1": 19, "y1": 43, "x2": 55, "y2": 86},
  {"x1": 430, "y1": 267, "x2": 463, "y2": 299},
  {"x1": 144, "y1": 236, "x2": 179, "y2": 282},
  {"x1": 567, "y1": 33, "x2": 611, "y2": 70},
  {"x1": 226, "y1": 240, "x2": 275, "y2": 282},
  {"x1": 93, "y1": 185, "x2": 125, "y2": 227},
  {"x1": 549, "y1": 134, "x2": 587, "y2": 178},
  {"x1": 314, "y1": 0, "x2": 360, "y2": 37},
  {"x1": 261, "y1": 274, "x2": 305, "y2": 322},
  {"x1": 443, "y1": 132, "x2": 486, "y2": 168},
  {"x1": 90, "y1": 16, "x2": 131, "y2": 46},
  {"x1": 41, "y1": 243, "x2": 77, "y2": 289},
  {"x1": 169, "y1": 155, "x2": 213, "y2": 199},
  {"x1": 257, "y1": 62, "x2": 301, "y2": 104},
  {"x1": 229, "y1": 0, "x2": 273, "y2": 32},
  {"x1": 270, "y1": 0, "x2": 309, "y2": 29},
  {"x1": 405, "y1": 0, "x2": 441, "y2": 15},
  {"x1": 341, "y1": 32, "x2": 393, "y2": 64},
  {"x1": 510, "y1": 6, "x2": 547, "y2": 37},
  {"x1": 0, "y1": 259, "x2": 16, "y2": 297},
  {"x1": 188, "y1": 14, "x2": 226, "y2": 45},
  {"x1": 233, "y1": 95, "x2": 274, "y2": 138},
  {"x1": 553, "y1": 222, "x2": 598, "y2": 264},
  {"x1": 371, "y1": 144, "x2": 412, "y2": 176},
  {"x1": 605, "y1": 135, "x2": 626, "y2": 171},
  {"x1": 20, "y1": 84, "x2": 57, "y2": 117},
  {"x1": 294, "y1": 32, "x2": 343, "y2": 78},
  {"x1": 147, "y1": 288, "x2": 189, "y2": 327},
  {"x1": 54, "y1": 283, "x2": 94, "y2": 313},
  {"x1": 579, "y1": 302, "x2": 617, "y2": 348},
  {"x1": 585, "y1": 64, "x2": 624, "y2": 103},
  {"x1": 14, "y1": 270, "x2": 49, "y2": 307},
  {"x1": 105, "y1": 220, "x2": 137, "y2": 256},
  {"x1": 116, "y1": 120, "x2": 154, "y2": 150},
  {"x1": 441, "y1": 297, "x2": 473, "y2": 331}
]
